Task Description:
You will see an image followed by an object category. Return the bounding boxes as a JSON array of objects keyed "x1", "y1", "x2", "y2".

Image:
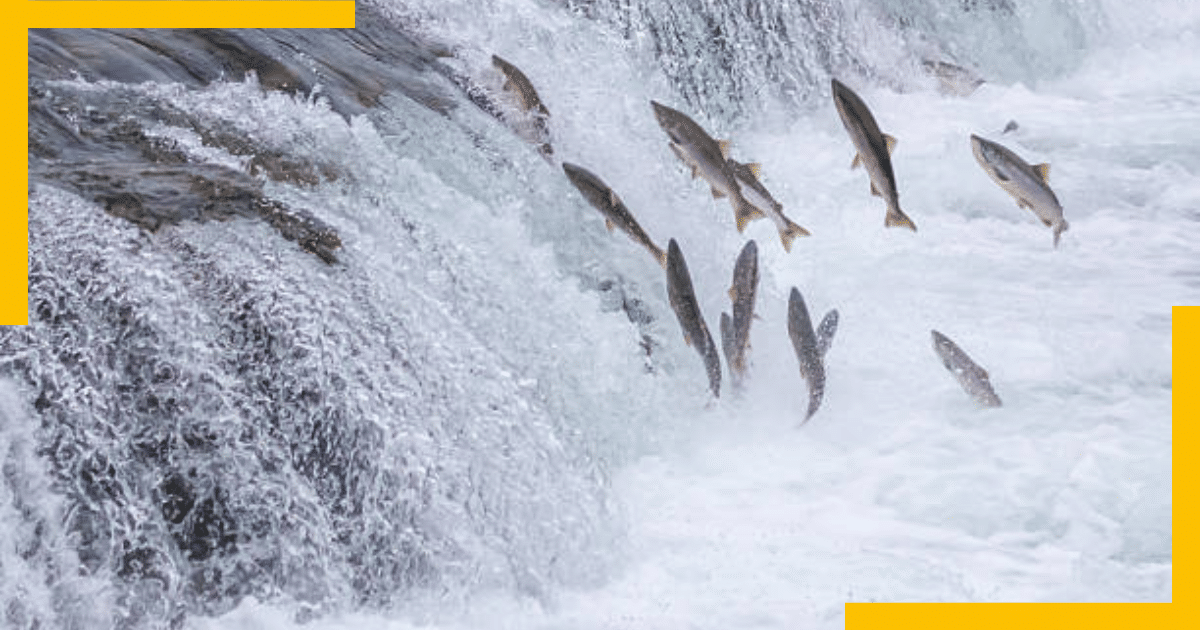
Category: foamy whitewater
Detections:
[{"x1": 11, "y1": 0, "x2": 1187, "y2": 628}]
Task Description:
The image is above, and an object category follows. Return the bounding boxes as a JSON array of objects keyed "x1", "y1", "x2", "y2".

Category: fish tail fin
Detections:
[
  {"x1": 886, "y1": 206, "x2": 917, "y2": 232},
  {"x1": 1053, "y1": 219, "x2": 1069, "y2": 248},
  {"x1": 779, "y1": 217, "x2": 811, "y2": 253}
]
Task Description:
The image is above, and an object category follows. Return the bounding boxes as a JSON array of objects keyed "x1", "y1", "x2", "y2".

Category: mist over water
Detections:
[{"x1": 9, "y1": 0, "x2": 1186, "y2": 628}]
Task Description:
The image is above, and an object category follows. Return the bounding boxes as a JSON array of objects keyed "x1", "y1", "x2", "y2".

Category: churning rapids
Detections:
[{"x1": 7, "y1": 0, "x2": 1186, "y2": 628}]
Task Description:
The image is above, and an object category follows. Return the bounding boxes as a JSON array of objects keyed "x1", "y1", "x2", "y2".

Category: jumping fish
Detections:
[
  {"x1": 831, "y1": 79, "x2": 917, "y2": 231},
  {"x1": 563, "y1": 162, "x2": 667, "y2": 267},
  {"x1": 651, "y1": 100, "x2": 763, "y2": 229},
  {"x1": 728, "y1": 160, "x2": 811, "y2": 251},
  {"x1": 921, "y1": 59, "x2": 985, "y2": 97},
  {"x1": 719, "y1": 240, "x2": 759, "y2": 388},
  {"x1": 666, "y1": 239, "x2": 722, "y2": 397},
  {"x1": 970, "y1": 134, "x2": 1068, "y2": 247},
  {"x1": 787, "y1": 288, "x2": 839, "y2": 422},
  {"x1": 931, "y1": 329, "x2": 1002, "y2": 407},
  {"x1": 492, "y1": 54, "x2": 553, "y2": 157}
]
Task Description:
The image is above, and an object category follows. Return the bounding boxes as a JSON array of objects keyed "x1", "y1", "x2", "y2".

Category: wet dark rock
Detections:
[
  {"x1": 118, "y1": 546, "x2": 172, "y2": 586},
  {"x1": 30, "y1": 80, "x2": 345, "y2": 263}
]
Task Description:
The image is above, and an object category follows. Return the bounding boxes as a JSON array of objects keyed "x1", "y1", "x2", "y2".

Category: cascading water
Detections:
[{"x1": 8, "y1": 0, "x2": 1184, "y2": 628}]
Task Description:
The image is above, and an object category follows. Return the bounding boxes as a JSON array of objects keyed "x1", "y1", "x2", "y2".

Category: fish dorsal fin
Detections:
[
  {"x1": 1032, "y1": 163, "x2": 1051, "y2": 183},
  {"x1": 718, "y1": 140, "x2": 732, "y2": 159},
  {"x1": 851, "y1": 153, "x2": 862, "y2": 169},
  {"x1": 746, "y1": 162, "x2": 762, "y2": 178},
  {"x1": 884, "y1": 134, "x2": 898, "y2": 155},
  {"x1": 604, "y1": 218, "x2": 615, "y2": 233}
]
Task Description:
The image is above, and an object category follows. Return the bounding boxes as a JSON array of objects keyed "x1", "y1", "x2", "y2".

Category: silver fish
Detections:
[
  {"x1": 651, "y1": 100, "x2": 762, "y2": 230},
  {"x1": 666, "y1": 239, "x2": 721, "y2": 397},
  {"x1": 970, "y1": 134, "x2": 1068, "y2": 247},
  {"x1": 931, "y1": 330, "x2": 1002, "y2": 407},
  {"x1": 719, "y1": 240, "x2": 759, "y2": 389},
  {"x1": 921, "y1": 59, "x2": 985, "y2": 97},
  {"x1": 787, "y1": 288, "x2": 839, "y2": 422},
  {"x1": 492, "y1": 54, "x2": 553, "y2": 157},
  {"x1": 728, "y1": 160, "x2": 811, "y2": 252},
  {"x1": 563, "y1": 162, "x2": 667, "y2": 268},
  {"x1": 831, "y1": 79, "x2": 917, "y2": 231}
]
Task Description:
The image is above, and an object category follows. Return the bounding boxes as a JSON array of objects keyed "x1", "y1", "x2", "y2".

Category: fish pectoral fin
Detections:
[
  {"x1": 1032, "y1": 163, "x2": 1051, "y2": 183},
  {"x1": 718, "y1": 140, "x2": 732, "y2": 159},
  {"x1": 501, "y1": 78, "x2": 514, "y2": 93},
  {"x1": 735, "y1": 202, "x2": 764, "y2": 233},
  {"x1": 746, "y1": 162, "x2": 762, "y2": 178},
  {"x1": 728, "y1": 286, "x2": 738, "y2": 302},
  {"x1": 608, "y1": 190, "x2": 621, "y2": 207},
  {"x1": 1017, "y1": 198, "x2": 1031, "y2": 209},
  {"x1": 604, "y1": 218, "x2": 616, "y2": 233},
  {"x1": 870, "y1": 181, "x2": 881, "y2": 196},
  {"x1": 1041, "y1": 217, "x2": 1052, "y2": 227},
  {"x1": 712, "y1": 187, "x2": 727, "y2": 199},
  {"x1": 851, "y1": 153, "x2": 862, "y2": 169},
  {"x1": 883, "y1": 134, "x2": 898, "y2": 155}
]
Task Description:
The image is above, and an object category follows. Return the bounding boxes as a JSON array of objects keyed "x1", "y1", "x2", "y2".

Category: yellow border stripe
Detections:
[
  {"x1": 25, "y1": 2, "x2": 355, "y2": 29},
  {"x1": 1173, "y1": 305, "x2": 1189, "y2": 605},
  {"x1": 4, "y1": 26, "x2": 28, "y2": 325},
  {"x1": 848, "y1": 603, "x2": 1175, "y2": 628}
]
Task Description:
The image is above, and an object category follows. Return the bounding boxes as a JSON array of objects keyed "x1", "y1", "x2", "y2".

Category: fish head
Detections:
[
  {"x1": 830, "y1": 79, "x2": 866, "y2": 127},
  {"x1": 931, "y1": 329, "x2": 954, "y2": 358},
  {"x1": 650, "y1": 101, "x2": 683, "y2": 137},
  {"x1": 665, "y1": 239, "x2": 689, "y2": 304},
  {"x1": 737, "y1": 239, "x2": 758, "y2": 269},
  {"x1": 970, "y1": 134, "x2": 1008, "y2": 170},
  {"x1": 970, "y1": 134, "x2": 1007, "y2": 179},
  {"x1": 562, "y1": 162, "x2": 600, "y2": 193}
]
